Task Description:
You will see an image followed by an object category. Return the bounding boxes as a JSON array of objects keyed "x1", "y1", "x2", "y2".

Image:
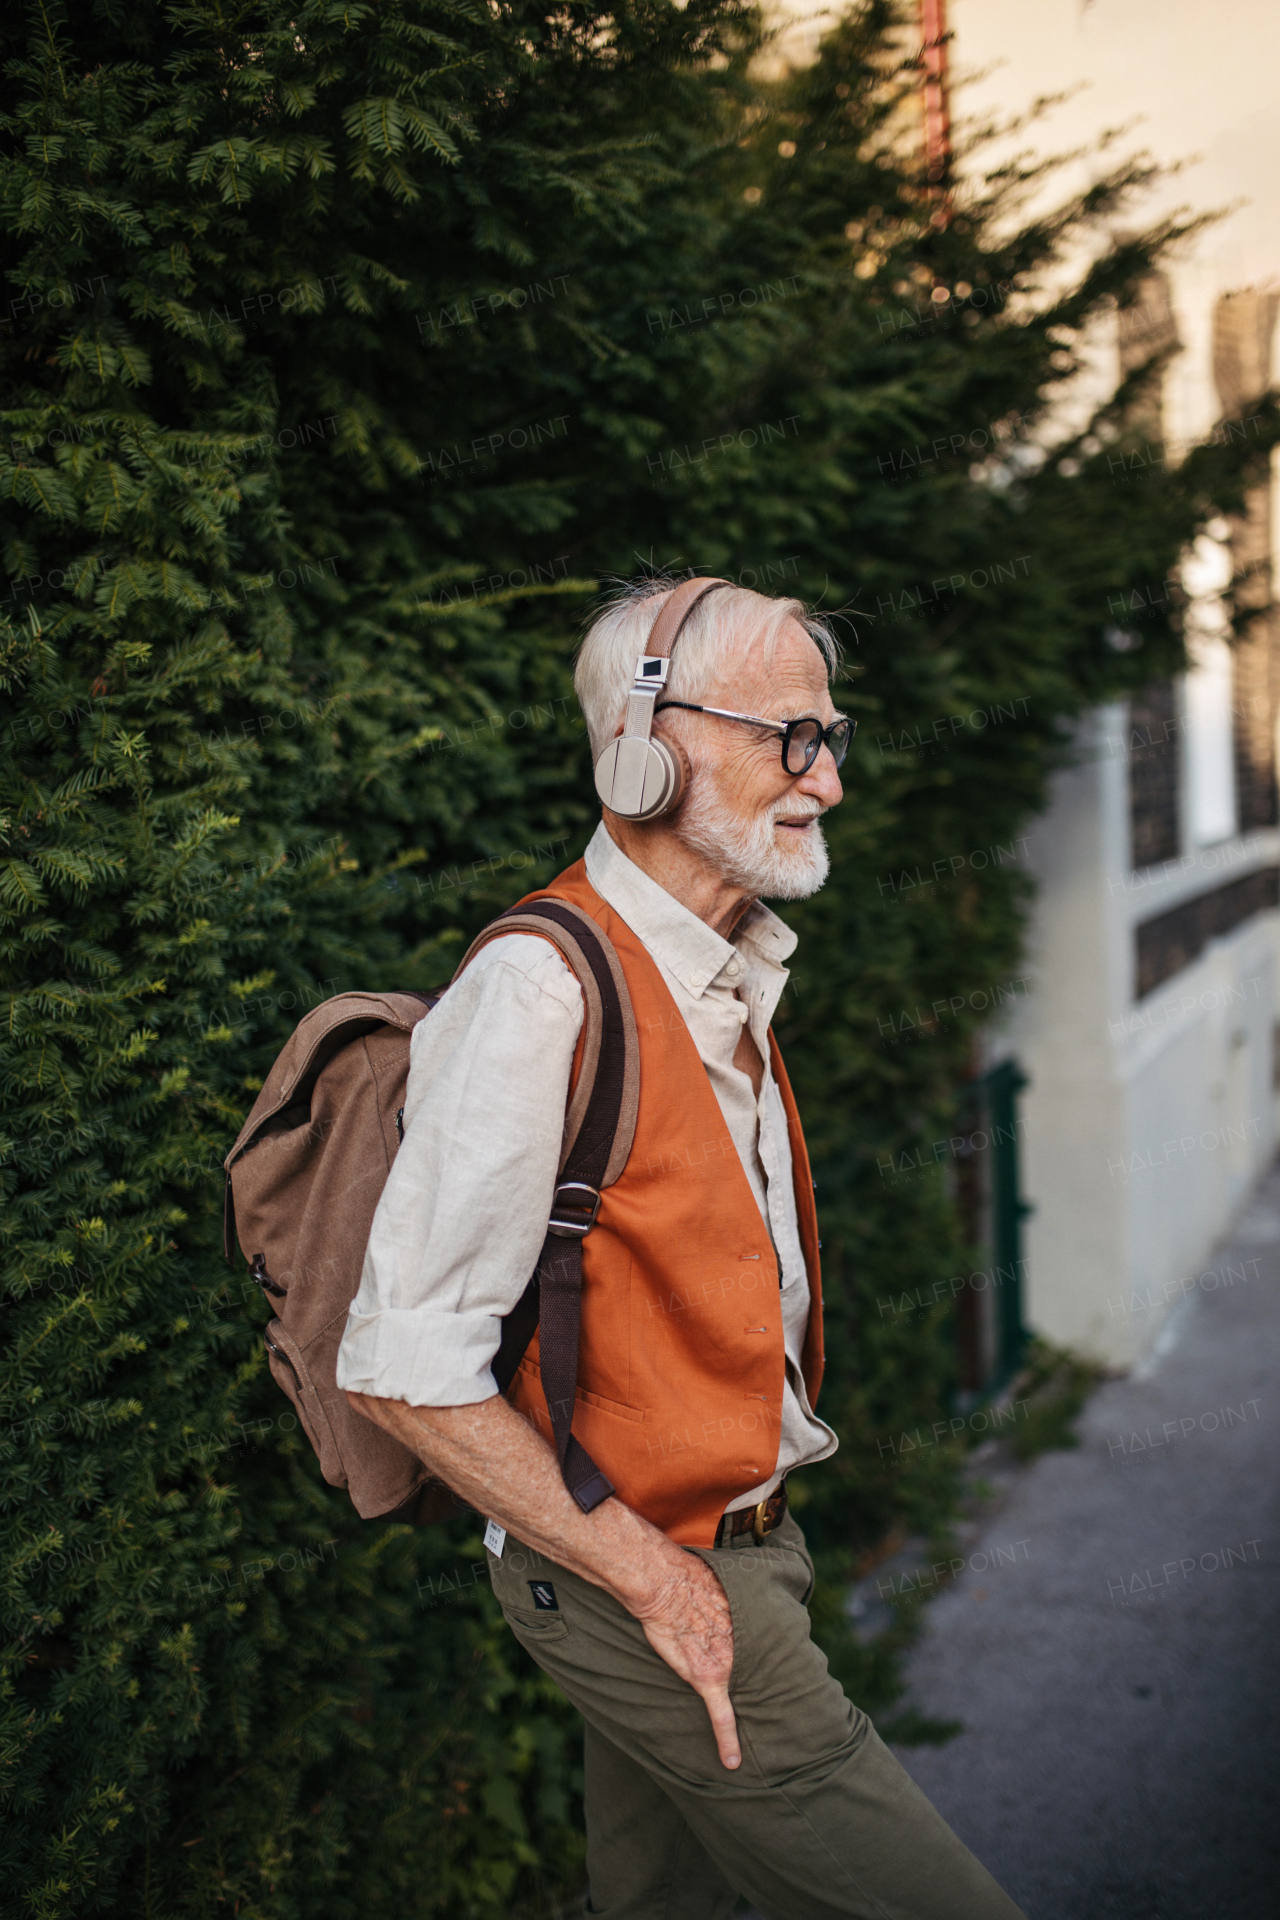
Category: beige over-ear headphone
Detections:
[{"x1": 592, "y1": 576, "x2": 731, "y2": 821}]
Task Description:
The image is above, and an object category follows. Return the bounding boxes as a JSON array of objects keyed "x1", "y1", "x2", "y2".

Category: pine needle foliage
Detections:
[{"x1": 1, "y1": 0, "x2": 1275, "y2": 1913}]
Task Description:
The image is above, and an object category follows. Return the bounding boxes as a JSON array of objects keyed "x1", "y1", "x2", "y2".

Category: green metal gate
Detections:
[{"x1": 953, "y1": 1058, "x2": 1031, "y2": 1400}]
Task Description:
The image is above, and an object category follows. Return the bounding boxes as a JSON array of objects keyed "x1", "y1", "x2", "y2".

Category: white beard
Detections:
[{"x1": 675, "y1": 768, "x2": 831, "y2": 900}]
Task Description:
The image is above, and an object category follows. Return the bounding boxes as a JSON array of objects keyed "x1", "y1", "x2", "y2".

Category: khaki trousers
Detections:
[{"x1": 487, "y1": 1512, "x2": 1026, "y2": 1920}]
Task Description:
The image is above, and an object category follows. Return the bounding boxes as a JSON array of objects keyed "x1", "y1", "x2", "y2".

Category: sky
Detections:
[
  {"x1": 949, "y1": 0, "x2": 1280, "y2": 298},
  {"x1": 946, "y1": 0, "x2": 1279, "y2": 490}
]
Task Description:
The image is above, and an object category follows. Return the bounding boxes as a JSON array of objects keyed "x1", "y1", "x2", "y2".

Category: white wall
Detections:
[
  {"x1": 995, "y1": 712, "x2": 1131, "y2": 1363},
  {"x1": 999, "y1": 710, "x2": 1280, "y2": 1368}
]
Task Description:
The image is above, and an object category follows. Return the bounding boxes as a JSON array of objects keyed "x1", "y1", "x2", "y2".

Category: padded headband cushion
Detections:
[{"x1": 644, "y1": 576, "x2": 731, "y2": 660}]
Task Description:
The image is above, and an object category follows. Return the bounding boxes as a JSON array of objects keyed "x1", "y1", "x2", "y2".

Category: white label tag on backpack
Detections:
[{"x1": 483, "y1": 1518, "x2": 507, "y2": 1558}]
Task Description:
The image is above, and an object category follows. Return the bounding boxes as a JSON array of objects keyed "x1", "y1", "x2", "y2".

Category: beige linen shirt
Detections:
[{"x1": 336, "y1": 821, "x2": 836, "y2": 1509}]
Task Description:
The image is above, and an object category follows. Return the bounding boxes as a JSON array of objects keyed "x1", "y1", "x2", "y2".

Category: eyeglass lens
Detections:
[{"x1": 784, "y1": 717, "x2": 853, "y2": 774}]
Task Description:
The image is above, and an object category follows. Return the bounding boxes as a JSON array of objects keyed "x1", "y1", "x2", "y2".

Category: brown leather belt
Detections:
[{"x1": 715, "y1": 1481, "x2": 787, "y2": 1548}]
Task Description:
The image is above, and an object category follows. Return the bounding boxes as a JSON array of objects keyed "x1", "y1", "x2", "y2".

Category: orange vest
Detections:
[{"x1": 505, "y1": 860, "x2": 824, "y2": 1547}]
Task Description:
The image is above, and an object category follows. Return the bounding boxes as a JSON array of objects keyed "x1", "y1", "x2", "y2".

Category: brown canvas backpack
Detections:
[{"x1": 222, "y1": 899, "x2": 639, "y2": 1525}]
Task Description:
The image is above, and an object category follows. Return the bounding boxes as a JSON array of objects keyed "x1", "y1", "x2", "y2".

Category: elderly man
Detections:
[{"x1": 339, "y1": 577, "x2": 1024, "y2": 1920}]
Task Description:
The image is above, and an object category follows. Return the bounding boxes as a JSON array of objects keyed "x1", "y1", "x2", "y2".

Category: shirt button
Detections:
[
  {"x1": 689, "y1": 971, "x2": 706, "y2": 989},
  {"x1": 725, "y1": 958, "x2": 741, "y2": 978}
]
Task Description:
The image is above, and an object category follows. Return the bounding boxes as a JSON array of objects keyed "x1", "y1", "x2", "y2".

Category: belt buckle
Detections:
[{"x1": 751, "y1": 1498, "x2": 769, "y2": 1547}]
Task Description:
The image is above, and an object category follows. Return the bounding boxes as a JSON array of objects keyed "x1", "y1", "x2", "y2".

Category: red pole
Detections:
[{"x1": 920, "y1": 0, "x2": 951, "y2": 185}]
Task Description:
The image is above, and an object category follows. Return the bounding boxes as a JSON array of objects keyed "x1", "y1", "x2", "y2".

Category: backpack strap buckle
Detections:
[
  {"x1": 547, "y1": 1181, "x2": 601, "y2": 1238},
  {"x1": 249, "y1": 1252, "x2": 287, "y2": 1299}
]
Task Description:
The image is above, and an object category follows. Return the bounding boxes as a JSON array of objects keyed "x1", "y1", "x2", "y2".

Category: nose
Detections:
[{"x1": 796, "y1": 742, "x2": 844, "y2": 808}]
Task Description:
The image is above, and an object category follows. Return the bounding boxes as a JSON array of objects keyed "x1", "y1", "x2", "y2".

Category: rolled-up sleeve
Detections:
[{"x1": 335, "y1": 933, "x2": 583, "y2": 1405}]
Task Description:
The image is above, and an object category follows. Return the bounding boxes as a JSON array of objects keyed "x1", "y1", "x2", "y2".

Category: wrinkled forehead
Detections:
[{"x1": 699, "y1": 614, "x2": 833, "y2": 707}]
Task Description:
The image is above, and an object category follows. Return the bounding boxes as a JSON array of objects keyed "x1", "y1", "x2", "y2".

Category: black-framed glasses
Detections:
[{"x1": 655, "y1": 700, "x2": 855, "y2": 775}]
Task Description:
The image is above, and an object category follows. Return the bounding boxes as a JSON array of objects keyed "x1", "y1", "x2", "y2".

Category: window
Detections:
[
  {"x1": 1184, "y1": 633, "x2": 1238, "y2": 845},
  {"x1": 1128, "y1": 680, "x2": 1180, "y2": 868},
  {"x1": 1182, "y1": 531, "x2": 1237, "y2": 848}
]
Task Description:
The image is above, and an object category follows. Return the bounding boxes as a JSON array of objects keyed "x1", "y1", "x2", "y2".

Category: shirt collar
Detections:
[{"x1": 583, "y1": 821, "x2": 797, "y2": 998}]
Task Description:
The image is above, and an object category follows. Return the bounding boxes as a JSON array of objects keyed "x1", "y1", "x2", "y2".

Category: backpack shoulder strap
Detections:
[
  {"x1": 455, "y1": 899, "x2": 638, "y2": 1183},
  {"x1": 455, "y1": 900, "x2": 639, "y2": 1512}
]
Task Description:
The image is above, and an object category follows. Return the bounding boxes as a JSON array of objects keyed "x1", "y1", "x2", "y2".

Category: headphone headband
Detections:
[{"x1": 644, "y1": 575, "x2": 731, "y2": 659}]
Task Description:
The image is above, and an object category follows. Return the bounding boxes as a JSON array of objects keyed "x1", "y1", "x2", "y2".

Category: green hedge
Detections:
[{"x1": 2, "y1": 0, "x2": 1275, "y2": 1911}]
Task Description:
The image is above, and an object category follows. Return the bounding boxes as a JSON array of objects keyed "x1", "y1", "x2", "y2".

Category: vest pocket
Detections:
[
  {"x1": 515, "y1": 1356, "x2": 645, "y2": 1424},
  {"x1": 574, "y1": 1383, "x2": 645, "y2": 1424}
]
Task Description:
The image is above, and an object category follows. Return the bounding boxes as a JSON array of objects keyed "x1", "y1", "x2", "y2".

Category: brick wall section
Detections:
[
  {"x1": 1213, "y1": 289, "x2": 1280, "y2": 831},
  {"x1": 1117, "y1": 270, "x2": 1180, "y2": 401},
  {"x1": 1228, "y1": 485, "x2": 1276, "y2": 830},
  {"x1": 1122, "y1": 274, "x2": 1184, "y2": 870}
]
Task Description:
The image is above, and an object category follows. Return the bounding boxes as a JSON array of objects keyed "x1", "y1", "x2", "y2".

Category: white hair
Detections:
[{"x1": 573, "y1": 575, "x2": 842, "y2": 759}]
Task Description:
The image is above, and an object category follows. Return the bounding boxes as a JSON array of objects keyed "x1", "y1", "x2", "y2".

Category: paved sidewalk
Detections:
[{"x1": 884, "y1": 1161, "x2": 1280, "y2": 1919}]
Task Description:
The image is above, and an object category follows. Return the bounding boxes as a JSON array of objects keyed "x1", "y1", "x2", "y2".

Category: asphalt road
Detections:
[{"x1": 885, "y1": 1163, "x2": 1280, "y2": 1920}]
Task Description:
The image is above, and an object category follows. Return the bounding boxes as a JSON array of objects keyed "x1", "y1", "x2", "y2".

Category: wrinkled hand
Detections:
[{"x1": 631, "y1": 1551, "x2": 739, "y2": 1768}]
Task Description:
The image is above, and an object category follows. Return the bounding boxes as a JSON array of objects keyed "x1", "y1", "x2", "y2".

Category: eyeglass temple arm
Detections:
[
  {"x1": 658, "y1": 700, "x2": 851, "y2": 735},
  {"x1": 655, "y1": 700, "x2": 788, "y2": 736}
]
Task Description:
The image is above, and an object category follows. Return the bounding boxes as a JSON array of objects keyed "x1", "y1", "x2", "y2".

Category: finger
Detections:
[{"x1": 701, "y1": 1683, "x2": 741, "y2": 1770}]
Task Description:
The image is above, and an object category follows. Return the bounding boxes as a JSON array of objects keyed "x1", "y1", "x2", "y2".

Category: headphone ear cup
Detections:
[
  {"x1": 593, "y1": 734, "x2": 689, "y2": 821},
  {"x1": 650, "y1": 734, "x2": 689, "y2": 818}
]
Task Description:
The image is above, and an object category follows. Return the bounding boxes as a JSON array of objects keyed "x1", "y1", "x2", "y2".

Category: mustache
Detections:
[{"x1": 766, "y1": 795, "x2": 827, "y2": 822}]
